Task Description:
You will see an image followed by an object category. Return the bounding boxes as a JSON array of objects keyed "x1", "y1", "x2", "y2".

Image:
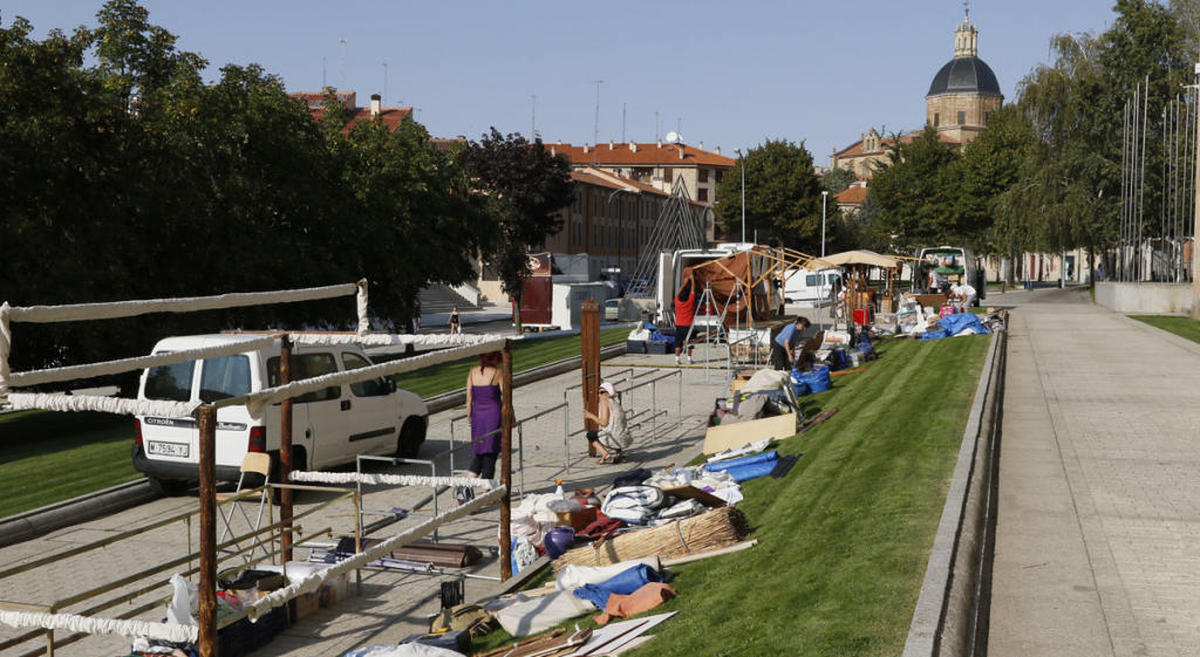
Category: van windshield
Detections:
[
  {"x1": 145, "y1": 359, "x2": 194, "y2": 402},
  {"x1": 199, "y1": 355, "x2": 251, "y2": 403}
]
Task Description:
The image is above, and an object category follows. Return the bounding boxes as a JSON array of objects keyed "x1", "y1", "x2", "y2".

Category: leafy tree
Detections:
[
  {"x1": 462, "y1": 129, "x2": 572, "y2": 331},
  {"x1": 713, "y1": 139, "x2": 829, "y2": 252},
  {"x1": 820, "y1": 167, "x2": 858, "y2": 195},
  {"x1": 866, "y1": 127, "x2": 960, "y2": 252},
  {"x1": 955, "y1": 106, "x2": 1038, "y2": 257}
]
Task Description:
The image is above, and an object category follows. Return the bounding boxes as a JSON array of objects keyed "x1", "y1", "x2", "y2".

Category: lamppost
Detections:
[
  {"x1": 821, "y1": 190, "x2": 829, "y2": 258},
  {"x1": 607, "y1": 187, "x2": 636, "y2": 291},
  {"x1": 734, "y1": 148, "x2": 746, "y2": 244}
]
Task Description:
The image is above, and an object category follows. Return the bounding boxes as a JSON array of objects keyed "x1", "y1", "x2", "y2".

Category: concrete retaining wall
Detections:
[{"x1": 1095, "y1": 281, "x2": 1192, "y2": 314}]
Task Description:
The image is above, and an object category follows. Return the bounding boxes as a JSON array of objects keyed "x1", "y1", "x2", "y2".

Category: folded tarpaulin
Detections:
[
  {"x1": 703, "y1": 451, "x2": 779, "y2": 483},
  {"x1": 556, "y1": 557, "x2": 662, "y2": 591},
  {"x1": 937, "y1": 312, "x2": 990, "y2": 336},
  {"x1": 601, "y1": 486, "x2": 665, "y2": 524},
  {"x1": 573, "y1": 564, "x2": 663, "y2": 610},
  {"x1": 703, "y1": 451, "x2": 779, "y2": 472},
  {"x1": 496, "y1": 590, "x2": 594, "y2": 638},
  {"x1": 594, "y1": 583, "x2": 677, "y2": 626},
  {"x1": 920, "y1": 328, "x2": 950, "y2": 341}
]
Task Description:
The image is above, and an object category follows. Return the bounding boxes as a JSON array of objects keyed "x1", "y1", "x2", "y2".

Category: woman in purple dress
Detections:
[{"x1": 457, "y1": 351, "x2": 503, "y2": 504}]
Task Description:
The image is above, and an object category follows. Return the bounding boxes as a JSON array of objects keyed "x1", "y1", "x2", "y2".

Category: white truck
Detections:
[
  {"x1": 783, "y1": 267, "x2": 842, "y2": 305},
  {"x1": 132, "y1": 334, "x2": 428, "y2": 495}
]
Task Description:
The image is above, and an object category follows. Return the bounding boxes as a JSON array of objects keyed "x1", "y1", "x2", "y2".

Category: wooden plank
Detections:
[
  {"x1": 797, "y1": 408, "x2": 838, "y2": 435},
  {"x1": 702, "y1": 413, "x2": 798, "y2": 454},
  {"x1": 660, "y1": 484, "x2": 726, "y2": 508}
]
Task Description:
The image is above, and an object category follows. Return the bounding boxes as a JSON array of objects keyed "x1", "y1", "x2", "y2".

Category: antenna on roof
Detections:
[
  {"x1": 530, "y1": 94, "x2": 537, "y2": 140},
  {"x1": 382, "y1": 61, "x2": 388, "y2": 105},
  {"x1": 322, "y1": 56, "x2": 327, "y2": 88},
  {"x1": 655, "y1": 111, "x2": 660, "y2": 142},
  {"x1": 339, "y1": 37, "x2": 347, "y2": 90},
  {"x1": 622, "y1": 103, "x2": 627, "y2": 143},
  {"x1": 593, "y1": 80, "x2": 604, "y2": 164}
]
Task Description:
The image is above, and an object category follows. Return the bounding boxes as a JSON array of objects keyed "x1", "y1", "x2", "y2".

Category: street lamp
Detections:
[
  {"x1": 821, "y1": 190, "x2": 829, "y2": 258},
  {"x1": 607, "y1": 187, "x2": 636, "y2": 290},
  {"x1": 735, "y1": 148, "x2": 746, "y2": 244}
]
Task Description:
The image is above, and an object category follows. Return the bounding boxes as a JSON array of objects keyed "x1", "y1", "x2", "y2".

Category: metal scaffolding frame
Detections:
[{"x1": 626, "y1": 177, "x2": 707, "y2": 298}]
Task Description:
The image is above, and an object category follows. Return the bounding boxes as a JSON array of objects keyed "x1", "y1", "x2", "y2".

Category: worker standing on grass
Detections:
[
  {"x1": 673, "y1": 278, "x2": 696, "y2": 365},
  {"x1": 770, "y1": 316, "x2": 811, "y2": 370}
]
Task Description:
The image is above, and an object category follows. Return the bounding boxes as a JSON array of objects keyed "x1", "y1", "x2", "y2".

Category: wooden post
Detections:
[
  {"x1": 499, "y1": 339, "x2": 515, "y2": 581},
  {"x1": 580, "y1": 299, "x2": 600, "y2": 457},
  {"x1": 279, "y1": 335, "x2": 293, "y2": 563},
  {"x1": 197, "y1": 405, "x2": 218, "y2": 657}
]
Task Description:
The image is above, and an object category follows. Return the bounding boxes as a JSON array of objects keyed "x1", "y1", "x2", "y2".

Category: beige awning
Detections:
[{"x1": 820, "y1": 249, "x2": 900, "y2": 269}]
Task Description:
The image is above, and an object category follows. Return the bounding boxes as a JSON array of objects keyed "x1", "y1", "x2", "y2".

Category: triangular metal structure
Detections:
[{"x1": 626, "y1": 177, "x2": 707, "y2": 298}]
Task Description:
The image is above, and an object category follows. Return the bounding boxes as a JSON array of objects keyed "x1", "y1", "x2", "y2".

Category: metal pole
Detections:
[
  {"x1": 1192, "y1": 63, "x2": 1200, "y2": 315},
  {"x1": 279, "y1": 335, "x2": 293, "y2": 562},
  {"x1": 821, "y1": 190, "x2": 828, "y2": 258},
  {"x1": 736, "y1": 148, "x2": 746, "y2": 244},
  {"x1": 1140, "y1": 76, "x2": 1149, "y2": 281},
  {"x1": 197, "y1": 405, "x2": 217, "y2": 657},
  {"x1": 499, "y1": 340, "x2": 514, "y2": 581}
]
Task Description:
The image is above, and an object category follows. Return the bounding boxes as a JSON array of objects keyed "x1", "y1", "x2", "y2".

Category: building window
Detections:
[
  {"x1": 663, "y1": 167, "x2": 673, "y2": 183},
  {"x1": 933, "y1": 113, "x2": 940, "y2": 127},
  {"x1": 985, "y1": 111, "x2": 991, "y2": 125},
  {"x1": 957, "y1": 111, "x2": 966, "y2": 125},
  {"x1": 715, "y1": 170, "x2": 724, "y2": 183},
  {"x1": 699, "y1": 169, "x2": 709, "y2": 183},
  {"x1": 698, "y1": 188, "x2": 708, "y2": 202}
]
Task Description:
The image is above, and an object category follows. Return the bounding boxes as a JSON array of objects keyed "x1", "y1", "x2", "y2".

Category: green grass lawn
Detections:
[
  {"x1": 390, "y1": 327, "x2": 628, "y2": 398},
  {"x1": 1130, "y1": 315, "x2": 1200, "y2": 343},
  {"x1": 0, "y1": 327, "x2": 631, "y2": 519},
  {"x1": 472, "y1": 333, "x2": 991, "y2": 657},
  {"x1": 0, "y1": 410, "x2": 140, "y2": 517}
]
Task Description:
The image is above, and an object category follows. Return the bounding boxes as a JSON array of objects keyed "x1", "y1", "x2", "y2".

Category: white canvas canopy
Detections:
[{"x1": 820, "y1": 250, "x2": 900, "y2": 269}]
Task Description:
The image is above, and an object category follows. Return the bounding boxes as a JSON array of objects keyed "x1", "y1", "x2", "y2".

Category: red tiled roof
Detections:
[
  {"x1": 548, "y1": 142, "x2": 735, "y2": 167},
  {"x1": 834, "y1": 130, "x2": 961, "y2": 158},
  {"x1": 570, "y1": 167, "x2": 669, "y2": 197},
  {"x1": 291, "y1": 91, "x2": 412, "y2": 134},
  {"x1": 836, "y1": 184, "x2": 868, "y2": 204}
]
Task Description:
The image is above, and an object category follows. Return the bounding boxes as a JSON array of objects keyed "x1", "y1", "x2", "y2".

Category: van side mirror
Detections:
[{"x1": 386, "y1": 379, "x2": 397, "y2": 394}]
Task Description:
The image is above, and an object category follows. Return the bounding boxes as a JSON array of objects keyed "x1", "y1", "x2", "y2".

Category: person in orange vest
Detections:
[{"x1": 673, "y1": 278, "x2": 697, "y2": 365}]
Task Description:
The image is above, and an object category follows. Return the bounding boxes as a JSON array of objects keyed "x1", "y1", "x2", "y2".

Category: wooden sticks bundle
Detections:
[{"x1": 553, "y1": 506, "x2": 749, "y2": 571}]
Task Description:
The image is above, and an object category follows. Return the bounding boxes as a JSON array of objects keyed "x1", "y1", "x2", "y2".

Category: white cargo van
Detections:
[
  {"x1": 132, "y1": 334, "x2": 428, "y2": 495},
  {"x1": 783, "y1": 268, "x2": 841, "y2": 305}
]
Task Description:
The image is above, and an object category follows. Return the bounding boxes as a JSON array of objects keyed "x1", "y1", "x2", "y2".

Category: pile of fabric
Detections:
[
  {"x1": 491, "y1": 560, "x2": 677, "y2": 638},
  {"x1": 919, "y1": 312, "x2": 992, "y2": 341}
]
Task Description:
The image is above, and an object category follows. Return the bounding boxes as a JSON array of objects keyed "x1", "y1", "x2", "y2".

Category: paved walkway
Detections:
[
  {"x1": 0, "y1": 351, "x2": 731, "y2": 657},
  {"x1": 990, "y1": 286, "x2": 1200, "y2": 656}
]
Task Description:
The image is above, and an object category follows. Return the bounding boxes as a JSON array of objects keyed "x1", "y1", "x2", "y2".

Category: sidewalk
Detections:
[
  {"x1": 0, "y1": 352, "x2": 731, "y2": 657},
  {"x1": 990, "y1": 287, "x2": 1200, "y2": 656}
]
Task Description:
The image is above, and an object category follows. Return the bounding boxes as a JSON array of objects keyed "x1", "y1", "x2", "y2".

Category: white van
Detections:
[
  {"x1": 783, "y1": 268, "x2": 841, "y2": 305},
  {"x1": 915, "y1": 245, "x2": 984, "y2": 304},
  {"x1": 133, "y1": 334, "x2": 428, "y2": 495}
]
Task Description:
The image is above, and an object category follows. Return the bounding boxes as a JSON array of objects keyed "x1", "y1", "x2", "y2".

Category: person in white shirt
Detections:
[{"x1": 950, "y1": 281, "x2": 977, "y2": 309}]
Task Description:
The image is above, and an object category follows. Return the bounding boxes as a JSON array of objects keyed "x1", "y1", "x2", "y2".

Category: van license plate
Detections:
[{"x1": 147, "y1": 441, "x2": 190, "y2": 458}]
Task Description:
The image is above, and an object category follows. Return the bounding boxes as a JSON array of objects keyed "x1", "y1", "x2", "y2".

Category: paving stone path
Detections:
[
  {"x1": 0, "y1": 353, "x2": 729, "y2": 657},
  {"x1": 991, "y1": 287, "x2": 1200, "y2": 657}
]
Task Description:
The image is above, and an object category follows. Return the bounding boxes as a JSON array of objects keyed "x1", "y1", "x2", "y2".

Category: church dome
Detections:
[{"x1": 927, "y1": 56, "x2": 1001, "y2": 96}]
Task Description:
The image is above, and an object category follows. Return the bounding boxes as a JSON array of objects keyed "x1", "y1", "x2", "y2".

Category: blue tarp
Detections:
[
  {"x1": 938, "y1": 312, "x2": 990, "y2": 336},
  {"x1": 793, "y1": 364, "x2": 831, "y2": 393},
  {"x1": 572, "y1": 564, "x2": 663, "y2": 610},
  {"x1": 920, "y1": 328, "x2": 950, "y2": 341},
  {"x1": 705, "y1": 450, "x2": 780, "y2": 482}
]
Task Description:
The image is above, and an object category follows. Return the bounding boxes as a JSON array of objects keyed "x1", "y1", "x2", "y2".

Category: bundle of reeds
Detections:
[{"x1": 552, "y1": 506, "x2": 749, "y2": 571}]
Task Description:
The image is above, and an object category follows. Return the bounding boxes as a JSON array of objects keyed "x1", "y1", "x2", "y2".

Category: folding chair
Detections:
[{"x1": 217, "y1": 452, "x2": 273, "y2": 562}]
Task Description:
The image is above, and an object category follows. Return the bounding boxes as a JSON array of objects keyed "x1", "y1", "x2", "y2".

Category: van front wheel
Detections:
[{"x1": 397, "y1": 417, "x2": 427, "y2": 459}]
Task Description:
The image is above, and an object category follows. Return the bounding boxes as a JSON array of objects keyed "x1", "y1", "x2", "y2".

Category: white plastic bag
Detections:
[{"x1": 166, "y1": 573, "x2": 197, "y2": 626}]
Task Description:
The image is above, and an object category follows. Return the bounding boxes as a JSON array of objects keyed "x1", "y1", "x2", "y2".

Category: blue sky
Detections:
[{"x1": 5, "y1": 1, "x2": 1118, "y2": 164}]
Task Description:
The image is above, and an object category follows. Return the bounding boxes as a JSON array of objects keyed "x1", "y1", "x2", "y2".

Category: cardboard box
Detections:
[
  {"x1": 702, "y1": 413, "x2": 798, "y2": 454},
  {"x1": 555, "y1": 506, "x2": 597, "y2": 532},
  {"x1": 292, "y1": 592, "x2": 320, "y2": 621},
  {"x1": 318, "y1": 572, "x2": 349, "y2": 608}
]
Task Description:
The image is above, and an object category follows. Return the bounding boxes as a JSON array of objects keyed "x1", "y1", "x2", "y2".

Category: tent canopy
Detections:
[{"x1": 820, "y1": 250, "x2": 900, "y2": 269}]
